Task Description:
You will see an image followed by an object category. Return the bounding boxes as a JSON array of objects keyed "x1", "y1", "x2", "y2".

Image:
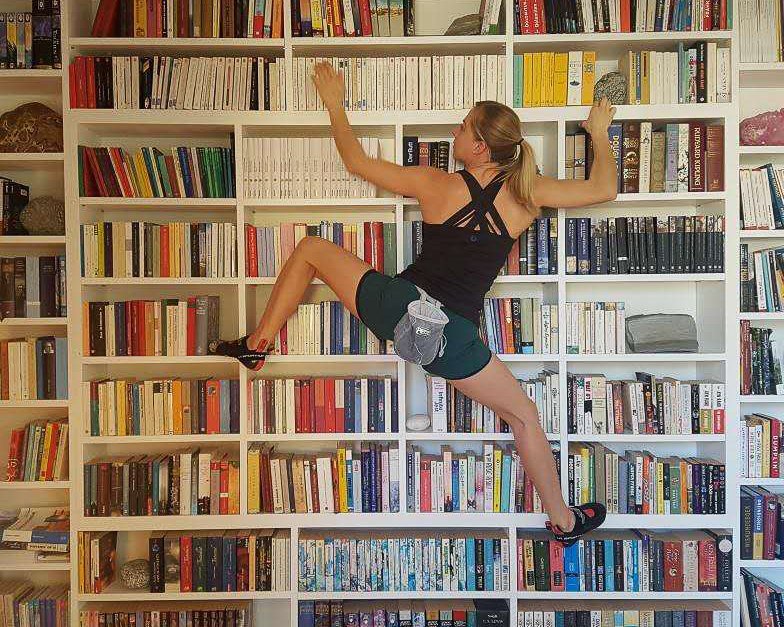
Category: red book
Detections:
[
  {"x1": 294, "y1": 379, "x2": 302, "y2": 433},
  {"x1": 705, "y1": 125, "x2": 724, "y2": 192},
  {"x1": 68, "y1": 62, "x2": 78, "y2": 109},
  {"x1": 205, "y1": 379, "x2": 220, "y2": 433},
  {"x1": 253, "y1": 4, "x2": 265, "y2": 37},
  {"x1": 0, "y1": 341, "x2": 9, "y2": 400},
  {"x1": 518, "y1": 0, "x2": 533, "y2": 33},
  {"x1": 108, "y1": 148, "x2": 134, "y2": 197},
  {"x1": 246, "y1": 225, "x2": 258, "y2": 277},
  {"x1": 305, "y1": 379, "x2": 314, "y2": 432},
  {"x1": 420, "y1": 458, "x2": 431, "y2": 512},
  {"x1": 179, "y1": 535, "x2": 192, "y2": 592},
  {"x1": 516, "y1": 540, "x2": 525, "y2": 589},
  {"x1": 5, "y1": 428, "x2": 24, "y2": 481},
  {"x1": 532, "y1": 0, "x2": 546, "y2": 33},
  {"x1": 236, "y1": 532, "x2": 249, "y2": 591},
  {"x1": 86, "y1": 58, "x2": 97, "y2": 108},
  {"x1": 772, "y1": 419, "x2": 781, "y2": 478},
  {"x1": 358, "y1": 0, "x2": 372, "y2": 36},
  {"x1": 703, "y1": 0, "x2": 712, "y2": 30},
  {"x1": 160, "y1": 224, "x2": 170, "y2": 277},
  {"x1": 43, "y1": 422, "x2": 61, "y2": 481},
  {"x1": 663, "y1": 540, "x2": 684, "y2": 591},
  {"x1": 507, "y1": 237, "x2": 520, "y2": 274},
  {"x1": 155, "y1": 0, "x2": 163, "y2": 36},
  {"x1": 763, "y1": 491, "x2": 778, "y2": 559},
  {"x1": 85, "y1": 148, "x2": 110, "y2": 197},
  {"x1": 164, "y1": 156, "x2": 180, "y2": 198},
  {"x1": 331, "y1": 0, "x2": 344, "y2": 37},
  {"x1": 313, "y1": 378, "x2": 325, "y2": 431},
  {"x1": 335, "y1": 378, "x2": 345, "y2": 432},
  {"x1": 178, "y1": 0, "x2": 189, "y2": 37},
  {"x1": 187, "y1": 297, "x2": 196, "y2": 355},
  {"x1": 502, "y1": 298, "x2": 514, "y2": 353},
  {"x1": 688, "y1": 122, "x2": 707, "y2": 192},
  {"x1": 325, "y1": 378, "x2": 336, "y2": 432},
  {"x1": 219, "y1": 457, "x2": 229, "y2": 514},
  {"x1": 372, "y1": 221, "x2": 383, "y2": 272},
  {"x1": 76, "y1": 56, "x2": 87, "y2": 109},
  {"x1": 146, "y1": 0, "x2": 156, "y2": 36},
  {"x1": 91, "y1": 0, "x2": 121, "y2": 36},
  {"x1": 548, "y1": 541, "x2": 565, "y2": 591},
  {"x1": 330, "y1": 456, "x2": 340, "y2": 512},
  {"x1": 720, "y1": 0, "x2": 727, "y2": 28},
  {"x1": 130, "y1": 301, "x2": 140, "y2": 356},
  {"x1": 697, "y1": 538, "x2": 717, "y2": 591}
]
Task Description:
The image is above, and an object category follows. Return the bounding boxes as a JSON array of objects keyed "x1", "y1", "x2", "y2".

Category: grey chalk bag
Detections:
[{"x1": 393, "y1": 286, "x2": 449, "y2": 366}]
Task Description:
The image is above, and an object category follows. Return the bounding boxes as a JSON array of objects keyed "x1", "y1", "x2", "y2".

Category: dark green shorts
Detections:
[{"x1": 355, "y1": 269, "x2": 492, "y2": 380}]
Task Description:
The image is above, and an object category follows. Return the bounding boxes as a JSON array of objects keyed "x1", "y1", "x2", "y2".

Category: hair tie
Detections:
[{"x1": 518, "y1": 138, "x2": 525, "y2": 145}]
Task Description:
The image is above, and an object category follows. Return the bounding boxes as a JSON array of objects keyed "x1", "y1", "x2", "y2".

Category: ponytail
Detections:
[{"x1": 471, "y1": 101, "x2": 540, "y2": 214}]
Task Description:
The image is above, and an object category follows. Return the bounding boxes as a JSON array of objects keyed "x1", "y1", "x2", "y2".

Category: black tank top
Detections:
[{"x1": 396, "y1": 169, "x2": 516, "y2": 327}]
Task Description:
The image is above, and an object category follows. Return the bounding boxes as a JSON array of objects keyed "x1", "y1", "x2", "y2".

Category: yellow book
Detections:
[
  {"x1": 553, "y1": 52, "x2": 569, "y2": 106},
  {"x1": 523, "y1": 538, "x2": 536, "y2": 590},
  {"x1": 522, "y1": 53, "x2": 533, "y2": 107},
  {"x1": 132, "y1": 152, "x2": 150, "y2": 197},
  {"x1": 580, "y1": 446, "x2": 590, "y2": 504},
  {"x1": 247, "y1": 446, "x2": 261, "y2": 514},
  {"x1": 123, "y1": 148, "x2": 141, "y2": 196},
  {"x1": 641, "y1": 51, "x2": 650, "y2": 104},
  {"x1": 763, "y1": 417, "x2": 772, "y2": 477},
  {"x1": 38, "y1": 422, "x2": 53, "y2": 481},
  {"x1": 228, "y1": 460, "x2": 239, "y2": 514},
  {"x1": 117, "y1": 379, "x2": 127, "y2": 436},
  {"x1": 581, "y1": 51, "x2": 596, "y2": 105},
  {"x1": 656, "y1": 461, "x2": 664, "y2": 514},
  {"x1": 310, "y1": 0, "x2": 324, "y2": 33},
  {"x1": 538, "y1": 52, "x2": 549, "y2": 107},
  {"x1": 531, "y1": 53, "x2": 542, "y2": 107},
  {"x1": 172, "y1": 379, "x2": 183, "y2": 435},
  {"x1": 493, "y1": 446, "x2": 502, "y2": 512},
  {"x1": 546, "y1": 52, "x2": 557, "y2": 106},
  {"x1": 97, "y1": 222, "x2": 105, "y2": 277},
  {"x1": 337, "y1": 446, "x2": 347, "y2": 513},
  {"x1": 78, "y1": 532, "x2": 85, "y2": 593},
  {"x1": 133, "y1": 0, "x2": 146, "y2": 37}
]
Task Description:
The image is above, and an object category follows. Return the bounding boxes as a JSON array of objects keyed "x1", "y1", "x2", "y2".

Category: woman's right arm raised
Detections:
[{"x1": 312, "y1": 62, "x2": 448, "y2": 200}]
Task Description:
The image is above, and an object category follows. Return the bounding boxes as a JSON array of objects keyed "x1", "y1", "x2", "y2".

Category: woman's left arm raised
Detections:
[{"x1": 312, "y1": 61, "x2": 448, "y2": 199}]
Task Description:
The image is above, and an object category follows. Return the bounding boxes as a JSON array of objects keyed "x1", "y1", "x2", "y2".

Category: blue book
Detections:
[
  {"x1": 151, "y1": 458, "x2": 159, "y2": 514},
  {"x1": 219, "y1": 380, "x2": 230, "y2": 433},
  {"x1": 614, "y1": 611, "x2": 624, "y2": 627},
  {"x1": 452, "y1": 459, "x2": 460, "y2": 512},
  {"x1": 354, "y1": 379, "x2": 361, "y2": 433},
  {"x1": 537, "y1": 218, "x2": 549, "y2": 274},
  {"x1": 764, "y1": 163, "x2": 784, "y2": 228},
  {"x1": 608, "y1": 123, "x2": 623, "y2": 192},
  {"x1": 564, "y1": 542, "x2": 581, "y2": 591},
  {"x1": 35, "y1": 339, "x2": 44, "y2": 399},
  {"x1": 604, "y1": 539, "x2": 614, "y2": 591},
  {"x1": 631, "y1": 539, "x2": 639, "y2": 591},
  {"x1": 141, "y1": 148, "x2": 161, "y2": 197},
  {"x1": 382, "y1": 539, "x2": 390, "y2": 590},
  {"x1": 500, "y1": 454, "x2": 511, "y2": 513},
  {"x1": 206, "y1": 535, "x2": 223, "y2": 591},
  {"x1": 466, "y1": 537, "x2": 476, "y2": 590},
  {"x1": 672, "y1": 612, "x2": 685, "y2": 627},
  {"x1": 483, "y1": 538, "x2": 494, "y2": 591},
  {"x1": 54, "y1": 337, "x2": 68, "y2": 399},
  {"x1": 377, "y1": 378, "x2": 385, "y2": 432},
  {"x1": 556, "y1": 613, "x2": 564, "y2": 627},
  {"x1": 223, "y1": 534, "x2": 236, "y2": 592},
  {"x1": 391, "y1": 382, "x2": 398, "y2": 432},
  {"x1": 344, "y1": 379, "x2": 354, "y2": 432}
]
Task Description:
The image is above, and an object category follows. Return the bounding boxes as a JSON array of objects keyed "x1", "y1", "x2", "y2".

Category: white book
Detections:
[
  {"x1": 444, "y1": 55, "x2": 454, "y2": 109},
  {"x1": 639, "y1": 121, "x2": 652, "y2": 193},
  {"x1": 454, "y1": 56, "x2": 465, "y2": 108},
  {"x1": 483, "y1": 444, "x2": 494, "y2": 512},
  {"x1": 432, "y1": 55, "x2": 442, "y2": 109},
  {"x1": 197, "y1": 452, "x2": 211, "y2": 512},
  {"x1": 677, "y1": 123, "x2": 689, "y2": 191},
  {"x1": 464, "y1": 55, "x2": 474, "y2": 106},
  {"x1": 716, "y1": 46, "x2": 731, "y2": 103},
  {"x1": 616, "y1": 303, "x2": 625, "y2": 353},
  {"x1": 486, "y1": 54, "x2": 496, "y2": 102},
  {"x1": 179, "y1": 452, "x2": 192, "y2": 515},
  {"x1": 474, "y1": 55, "x2": 482, "y2": 103},
  {"x1": 428, "y1": 375, "x2": 448, "y2": 432},
  {"x1": 418, "y1": 56, "x2": 432, "y2": 109},
  {"x1": 567, "y1": 51, "x2": 583, "y2": 105}
]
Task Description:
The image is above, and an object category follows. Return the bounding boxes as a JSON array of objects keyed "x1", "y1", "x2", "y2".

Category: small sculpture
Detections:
[
  {"x1": 593, "y1": 72, "x2": 628, "y2": 105},
  {"x1": 20, "y1": 196, "x2": 65, "y2": 236},
  {"x1": 444, "y1": 14, "x2": 482, "y2": 36},
  {"x1": 0, "y1": 102, "x2": 63, "y2": 153},
  {"x1": 119, "y1": 558, "x2": 150, "y2": 590}
]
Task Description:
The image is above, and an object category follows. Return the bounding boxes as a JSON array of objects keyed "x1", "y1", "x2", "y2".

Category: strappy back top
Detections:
[{"x1": 396, "y1": 169, "x2": 516, "y2": 327}]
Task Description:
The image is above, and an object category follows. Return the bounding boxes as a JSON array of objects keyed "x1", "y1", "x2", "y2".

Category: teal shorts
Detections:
[{"x1": 355, "y1": 269, "x2": 492, "y2": 380}]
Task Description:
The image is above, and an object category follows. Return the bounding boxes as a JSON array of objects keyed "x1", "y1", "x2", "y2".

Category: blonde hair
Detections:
[{"x1": 469, "y1": 101, "x2": 539, "y2": 212}]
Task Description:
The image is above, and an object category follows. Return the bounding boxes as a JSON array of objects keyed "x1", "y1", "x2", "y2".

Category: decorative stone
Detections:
[
  {"x1": 406, "y1": 413, "x2": 431, "y2": 432},
  {"x1": 20, "y1": 196, "x2": 65, "y2": 236},
  {"x1": 593, "y1": 72, "x2": 628, "y2": 105},
  {"x1": 0, "y1": 102, "x2": 63, "y2": 153},
  {"x1": 444, "y1": 14, "x2": 482, "y2": 36},
  {"x1": 119, "y1": 558, "x2": 150, "y2": 590},
  {"x1": 741, "y1": 108, "x2": 784, "y2": 146}
]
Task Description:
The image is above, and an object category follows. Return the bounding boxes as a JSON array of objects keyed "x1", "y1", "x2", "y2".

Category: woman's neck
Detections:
[{"x1": 465, "y1": 162, "x2": 501, "y2": 184}]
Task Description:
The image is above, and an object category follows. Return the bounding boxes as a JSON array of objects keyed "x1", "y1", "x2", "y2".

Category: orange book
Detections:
[
  {"x1": 205, "y1": 379, "x2": 220, "y2": 433},
  {"x1": 228, "y1": 460, "x2": 239, "y2": 514},
  {"x1": 160, "y1": 224, "x2": 170, "y2": 277},
  {"x1": 325, "y1": 378, "x2": 336, "y2": 432},
  {"x1": 272, "y1": 0, "x2": 283, "y2": 38},
  {"x1": 314, "y1": 377, "x2": 325, "y2": 432},
  {"x1": 219, "y1": 455, "x2": 229, "y2": 514},
  {"x1": 502, "y1": 299, "x2": 515, "y2": 353},
  {"x1": 172, "y1": 379, "x2": 183, "y2": 434}
]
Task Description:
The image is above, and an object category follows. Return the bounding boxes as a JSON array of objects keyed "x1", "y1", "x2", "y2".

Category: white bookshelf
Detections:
[{"x1": 25, "y1": 0, "x2": 753, "y2": 625}]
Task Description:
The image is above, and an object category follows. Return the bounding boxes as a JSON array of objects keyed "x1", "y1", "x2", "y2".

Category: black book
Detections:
[
  {"x1": 148, "y1": 533, "x2": 165, "y2": 592},
  {"x1": 577, "y1": 217, "x2": 590, "y2": 274},
  {"x1": 615, "y1": 217, "x2": 629, "y2": 273},
  {"x1": 32, "y1": 0, "x2": 53, "y2": 69},
  {"x1": 628, "y1": 217, "x2": 638, "y2": 273},
  {"x1": 613, "y1": 538, "x2": 624, "y2": 590},
  {"x1": 566, "y1": 218, "x2": 577, "y2": 274},
  {"x1": 473, "y1": 599, "x2": 509, "y2": 627},
  {"x1": 533, "y1": 539, "x2": 550, "y2": 591}
]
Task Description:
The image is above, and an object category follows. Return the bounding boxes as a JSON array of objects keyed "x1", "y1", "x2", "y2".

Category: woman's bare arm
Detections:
[
  {"x1": 313, "y1": 61, "x2": 448, "y2": 199},
  {"x1": 532, "y1": 98, "x2": 618, "y2": 209}
]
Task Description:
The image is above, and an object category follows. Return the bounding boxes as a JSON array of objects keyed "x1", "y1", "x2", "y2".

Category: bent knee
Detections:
[{"x1": 503, "y1": 399, "x2": 540, "y2": 429}]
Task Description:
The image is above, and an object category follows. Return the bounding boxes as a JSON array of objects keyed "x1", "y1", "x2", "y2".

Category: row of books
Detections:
[
  {"x1": 401, "y1": 137, "x2": 457, "y2": 172},
  {"x1": 290, "y1": 55, "x2": 505, "y2": 111},
  {"x1": 518, "y1": 611, "x2": 730, "y2": 627},
  {"x1": 565, "y1": 216, "x2": 726, "y2": 275},
  {"x1": 426, "y1": 372, "x2": 560, "y2": 435},
  {"x1": 479, "y1": 299, "x2": 558, "y2": 356},
  {"x1": 514, "y1": 0, "x2": 730, "y2": 33},
  {"x1": 568, "y1": 374, "x2": 725, "y2": 436},
  {"x1": 740, "y1": 486, "x2": 784, "y2": 560},
  {"x1": 567, "y1": 444, "x2": 726, "y2": 515},
  {"x1": 84, "y1": 378, "x2": 240, "y2": 437},
  {"x1": 0, "y1": 507, "x2": 69, "y2": 553},
  {"x1": 297, "y1": 532, "x2": 510, "y2": 592},
  {"x1": 0, "y1": 176, "x2": 30, "y2": 236},
  {"x1": 565, "y1": 301, "x2": 626, "y2": 355},
  {"x1": 404, "y1": 218, "x2": 559, "y2": 276},
  {"x1": 84, "y1": 452, "x2": 239, "y2": 517},
  {"x1": 515, "y1": 531, "x2": 732, "y2": 592},
  {"x1": 91, "y1": 0, "x2": 284, "y2": 38},
  {"x1": 249, "y1": 376, "x2": 399, "y2": 435},
  {"x1": 290, "y1": 0, "x2": 420, "y2": 37},
  {"x1": 79, "y1": 145, "x2": 236, "y2": 199},
  {"x1": 0, "y1": 255, "x2": 67, "y2": 319},
  {"x1": 0, "y1": 582, "x2": 68, "y2": 627},
  {"x1": 405, "y1": 444, "x2": 560, "y2": 515},
  {"x1": 84, "y1": 296, "x2": 220, "y2": 357},
  {"x1": 80, "y1": 608, "x2": 252, "y2": 627},
  {"x1": 242, "y1": 136, "x2": 380, "y2": 199},
  {"x1": 741, "y1": 569, "x2": 784, "y2": 627},
  {"x1": 246, "y1": 221, "x2": 394, "y2": 277},
  {"x1": 738, "y1": 0, "x2": 780, "y2": 62},
  {"x1": 81, "y1": 221, "x2": 238, "y2": 279},
  {"x1": 150, "y1": 529, "x2": 290, "y2": 593},
  {"x1": 0, "y1": 4, "x2": 61, "y2": 69},
  {"x1": 739, "y1": 164, "x2": 784, "y2": 230},
  {"x1": 740, "y1": 322, "x2": 784, "y2": 396},
  {"x1": 5, "y1": 419, "x2": 68, "y2": 483},
  {"x1": 569, "y1": 122, "x2": 725, "y2": 194},
  {"x1": 511, "y1": 45, "x2": 730, "y2": 107},
  {"x1": 299, "y1": 600, "x2": 511, "y2": 627},
  {"x1": 247, "y1": 443, "x2": 400, "y2": 514},
  {"x1": 741, "y1": 244, "x2": 784, "y2": 313},
  {"x1": 273, "y1": 300, "x2": 391, "y2": 356},
  {"x1": 741, "y1": 413, "x2": 782, "y2": 478},
  {"x1": 70, "y1": 56, "x2": 286, "y2": 111},
  {"x1": 0, "y1": 337, "x2": 68, "y2": 401}
]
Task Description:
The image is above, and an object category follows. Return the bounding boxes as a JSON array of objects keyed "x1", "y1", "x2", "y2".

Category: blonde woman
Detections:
[{"x1": 212, "y1": 62, "x2": 618, "y2": 545}]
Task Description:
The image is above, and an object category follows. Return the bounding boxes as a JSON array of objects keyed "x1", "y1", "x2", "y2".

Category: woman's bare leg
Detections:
[
  {"x1": 247, "y1": 236, "x2": 373, "y2": 350},
  {"x1": 448, "y1": 355, "x2": 574, "y2": 531}
]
